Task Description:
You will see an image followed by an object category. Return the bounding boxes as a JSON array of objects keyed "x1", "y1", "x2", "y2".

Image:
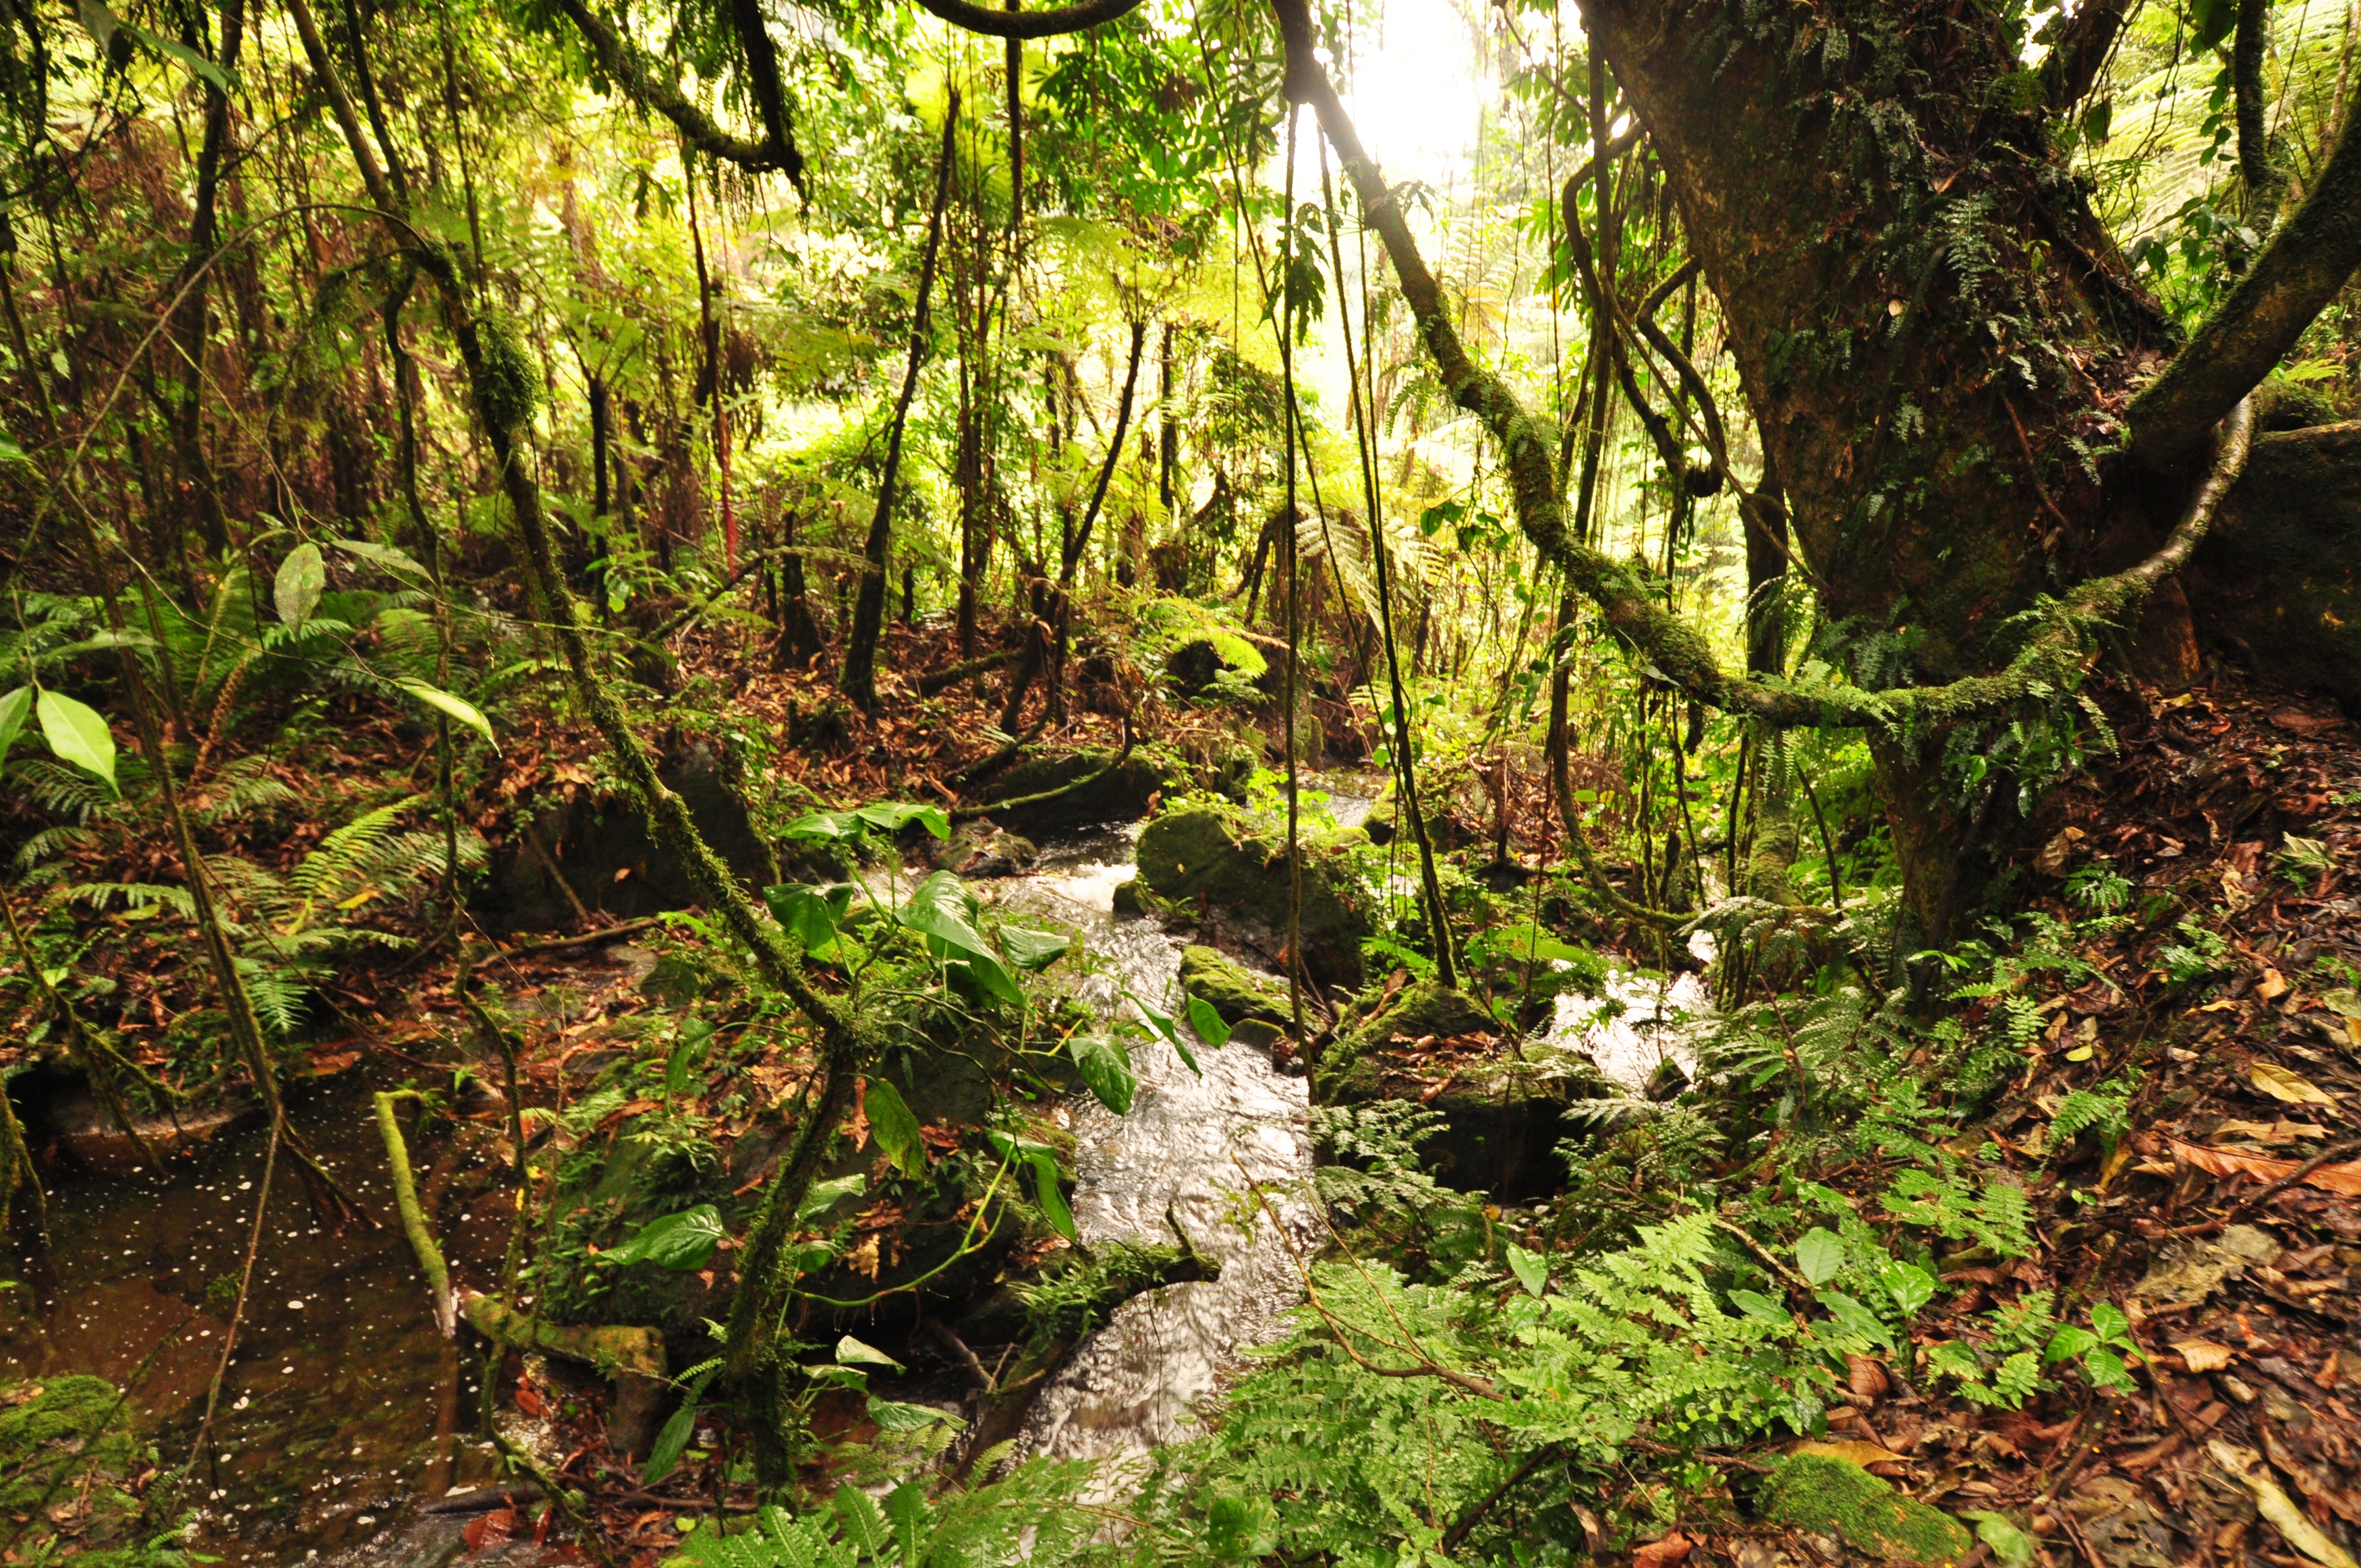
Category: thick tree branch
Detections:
[
  {"x1": 911, "y1": 0, "x2": 1144, "y2": 37},
  {"x1": 2041, "y1": 0, "x2": 2130, "y2": 109},
  {"x1": 548, "y1": 0, "x2": 798, "y2": 176},
  {"x1": 2130, "y1": 98, "x2": 2359, "y2": 471},
  {"x1": 2234, "y1": 0, "x2": 2282, "y2": 218}
]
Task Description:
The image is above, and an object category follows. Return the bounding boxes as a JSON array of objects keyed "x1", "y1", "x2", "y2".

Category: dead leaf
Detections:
[
  {"x1": 2171, "y1": 1138, "x2": 2361, "y2": 1196},
  {"x1": 1632, "y1": 1532, "x2": 1694, "y2": 1568},
  {"x1": 2217, "y1": 1120, "x2": 2330, "y2": 1143},
  {"x1": 2211, "y1": 1440, "x2": 2361, "y2": 1568},
  {"x1": 2271, "y1": 709, "x2": 2342, "y2": 736},
  {"x1": 2174, "y1": 1339, "x2": 2236, "y2": 1372},
  {"x1": 2035, "y1": 830, "x2": 2074, "y2": 875},
  {"x1": 1788, "y1": 1439, "x2": 1902, "y2": 1467},
  {"x1": 2259, "y1": 968, "x2": 2289, "y2": 1002},
  {"x1": 2250, "y1": 1061, "x2": 2339, "y2": 1109},
  {"x1": 464, "y1": 1508, "x2": 517, "y2": 1555},
  {"x1": 1846, "y1": 1353, "x2": 1889, "y2": 1402}
]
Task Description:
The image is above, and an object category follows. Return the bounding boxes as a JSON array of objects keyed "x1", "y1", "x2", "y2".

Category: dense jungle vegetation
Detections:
[{"x1": 3, "y1": 0, "x2": 2361, "y2": 1563}]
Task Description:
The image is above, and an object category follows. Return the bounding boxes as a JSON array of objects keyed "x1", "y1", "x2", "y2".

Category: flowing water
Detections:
[
  {"x1": 984, "y1": 823, "x2": 1319, "y2": 1487},
  {"x1": 3, "y1": 786, "x2": 1718, "y2": 1552}
]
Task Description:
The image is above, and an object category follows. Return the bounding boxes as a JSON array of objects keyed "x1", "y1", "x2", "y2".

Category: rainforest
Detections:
[{"x1": 2, "y1": 0, "x2": 2360, "y2": 1563}]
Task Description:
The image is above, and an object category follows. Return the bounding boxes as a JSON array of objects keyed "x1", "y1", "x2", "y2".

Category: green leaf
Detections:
[
  {"x1": 1795, "y1": 1228, "x2": 1846, "y2": 1286},
  {"x1": 327, "y1": 536, "x2": 430, "y2": 581},
  {"x1": 1127, "y1": 989, "x2": 1201, "y2": 1075},
  {"x1": 1728, "y1": 1288, "x2": 1789, "y2": 1325},
  {"x1": 852, "y1": 801, "x2": 949, "y2": 840},
  {"x1": 1029, "y1": 1151, "x2": 1077, "y2": 1242},
  {"x1": 394, "y1": 678, "x2": 496, "y2": 749},
  {"x1": 836, "y1": 1335, "x2": 903, "y2": 1369},
  {"x1": 999, "y1": 925, "x2": 1072, "y2": 971},
  {"x1": 2042, "y1": 1325, "x2": 2100, "y2": 1364},
  {"x1": 865, "y1": 1397, "x2": 961, "y2": 1434},
  {"x1": 783, "y1": 809, "x2": 865, "y2": 842},
  {"x1": 639, "y1": 1368, "x2": 716, "y2": 1486},
  {"x1": 1878, "y1": 1260, "x2": 1937, "y2": 1319},
  {"x1": 601, "y1": 1205, "x2": 725, "y2": 1271},
  {"x1": 1066, "y1": 1033, "x2": 1137, "y2": 1115},
  {"x1": 275, "y1": 541, "x2": 325, "y2": 625},
  {"x1": 1185, "y1": 994, "x2": 1234, "y2": 1049},
  {"x1": 1815, "y1": 1289, "x2": 1895, "y2": 1351},
  {"x1": 0, "y1": 686, "x2": 30, "y2": 771},
  {"x1": 797, "y1": 1173, "x2": 865, "y2": 1221},
  {"x1": 2190, "y1": 0, "x2": 2236, "y2": 49},
  {"x1": 865, "y1": 1078, "x2": 926, "y2": 1177},
  {"x1": 36, "y1": 690, "x2": 117, "y2": 795},
  {"x1": 902, "y1": 871, "x2": 1025, "y2": 1005},
  {"x1": 2089, "y1": 1301, "x2": 2131, "y2": 1345},
  {"x1": 1505, "y1": 1242, "x2": 1548, "y2": 1298},
  {"x1": 2082, "y1": 1346, "x2": 2136, "y2": 1393},
  {"x1": 764, "y1": 883, "x2": 851, "y2": 961},
  {"x1": 833, "y1": 1486, "x2": 892, "y2": 1559},
  {"x1": 1962, "y1": 1513, "x2": 2037, "y2": 1568},
  {"x1": 664, "y1": 1018, "x2": 712, "y2": 1099}
]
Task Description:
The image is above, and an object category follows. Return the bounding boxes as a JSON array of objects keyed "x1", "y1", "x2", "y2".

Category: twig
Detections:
[
  {"x1": 191, "y1": 1115, "x2": 279, "y2": 1465},
  {"x1": 497, "y1": 917, "x2": 664, "y2": 958},
  {"x1": 1441, "y1": 1443, "x2": 1563, "y2": 1550}
]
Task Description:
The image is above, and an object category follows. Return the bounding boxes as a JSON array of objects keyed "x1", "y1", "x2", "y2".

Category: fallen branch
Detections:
[
  {"x1": 915, "y1": 647, "x2": 1018, "y2": 697},
  {"x1": 375, "y1": 1088, "x2": 457, "y2": 1337},
  {"x1": 950, "y1": 712, "x2": 1136, "y2": 822}
]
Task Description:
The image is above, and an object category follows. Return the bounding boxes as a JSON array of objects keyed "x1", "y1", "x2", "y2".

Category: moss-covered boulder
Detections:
[
  {"x1": 1180, "y1": 946, "x2": 1288, "y2": 1026},
  {"x1": 1135, "y1": 805, "x2": 1371, "y2": 987},
  {"x1": 1757, "y1": 1455, "x2": 1974, "y2": 1565},
  {"x1": 0, "y1": 1376, "x2": 179, "y2": 1565},
  {"x1": 978, "y1": 746, "x2": 1187, "y2": 833},
  {"x1": 1315, "y1": 979, "x2": 1607, "y2": 1198}
]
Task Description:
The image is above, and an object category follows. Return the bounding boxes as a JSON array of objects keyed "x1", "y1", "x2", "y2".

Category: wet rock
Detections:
[
  {"x1": 41, "y1": 1080, "x2": 263, "y2": 1177},
  {"x1": 472, "y1": 735, "x2": 774, "y2": 933},
  {"x1": 1135, "y1": 805, "x2": 1371, "y2": 988},
  {"x1": 0, "y1": 1376, "x2": 172, "y2": 1553},
  {"x1": 977, "y1": 746, "x2": 1185, "y2": 834},
  {"x1": 1315, "y1": 979, "x2": 1604, "y2": 1198},
  {"x1": 2130, "y1": 1223, "x2": 2282, "y2": 1310},
  {"x1": 940, "y1": 821, "x2": 1037, "y2": 878},
  {"x1": 1178, "y1": 946, "x2": 1288, "y2": 1026},
  {"x1": 1755, "y1": 1455, "x2": 1972, "y2": 1566}
]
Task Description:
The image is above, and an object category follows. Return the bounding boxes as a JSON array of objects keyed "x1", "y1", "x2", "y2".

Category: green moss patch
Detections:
[{"x1": 1759, "y1": 1455, "x2": 1972, "y2": 1566}]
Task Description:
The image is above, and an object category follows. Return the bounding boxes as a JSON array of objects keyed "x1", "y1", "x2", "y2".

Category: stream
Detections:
[{"x1": 2, "y1": 787, "x2": 1716, "y2": 1557}]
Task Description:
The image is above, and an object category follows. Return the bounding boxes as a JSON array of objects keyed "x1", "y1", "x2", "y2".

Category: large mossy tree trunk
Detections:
[{"x1": 1573, "y1": 0, "x2": 2358, "y2": 939}]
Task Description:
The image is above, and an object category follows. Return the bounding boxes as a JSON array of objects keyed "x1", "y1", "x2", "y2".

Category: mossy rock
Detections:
[
  {"x1": 1758, "y1": 1455, "x2": 1974, "y2": 1566},
  {"x1": 1135, "y1": 805, "x2": 1371, "y2": 987},
  {"x1": 979, "y1": 746, "x2": 1187, "y2": 833},
  {"x1": 1315, "y1": 979, "x2": 1603, "y2": 1200},
  {"x1": 1180, "y1": 945, "x2": 1288, "y2": 1026},
  {"x1": 0, "y1": 1376, "x2": 175, "y2": 1562}
]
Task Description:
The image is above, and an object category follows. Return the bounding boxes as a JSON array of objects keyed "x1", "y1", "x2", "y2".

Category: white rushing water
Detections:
[{"x1": 982, "y1": 826, "x2": 1317, "y2": 1488}]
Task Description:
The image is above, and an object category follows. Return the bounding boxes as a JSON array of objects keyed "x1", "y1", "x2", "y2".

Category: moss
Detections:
[
  {"x1": 1135, "y1": 804, "x2": 1371, "y2": 987},
  {"x1": 1758, "y1": 1455, "x2": 1973, "y2": 1566},
  {"x1": 0, "y1": 1376, "x2": 181, "y2": 1565},
  {"x1": 1178, "y1": 945, "x2": 1288, "y2": 1026}
]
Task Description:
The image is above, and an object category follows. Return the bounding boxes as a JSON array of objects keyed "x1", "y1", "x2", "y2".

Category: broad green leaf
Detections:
[
  {"x1": 1066, "y1": 1033, "x2": 1136, "y2": 1115},
  {"x1": 1505, "y1": 1242, "x2": 1548, "y2": 1298},
  {"x1": 1728, "y1": 1288, "x2": 1789, "y2": 1325},
  {"x1": 1878, "y1": 1260, "x2": 1937, "y2": 1319},
  {"x1": 600, "y1": 1205, "x2": 725, "y2": 1271},
  {"x1": 2082, "y1": 1346, "x2": 2136, "y2": 1392},
  {"x1": 639, "y1": 1368, "x2": 716, "y2": 1485},
  {"x1": 1815, "y1": 1289, "x2": 1895, "y2": 1351},
  {"x1": 783, "y1": 809, "x2": 865, "y2": 842},
  {"x1": 0, "y1": 687, "x2": 29, "y2": 771},
  {"x1": 999, "y1": 925, "x2": 1072, "y2": 971},
  {"x1": 394, "y1": 678, "x2": 496, "y2": 749},
  {"x1": 1029, "y1": 1151, "x2": 1076, "y2": 1242},
  {"x1": 764, "y1": 883, "x2": 851, "y2": 960},
  {"x1": 901, "y1": 871, "x2": 1025, "y2": 1004},
  {"x1": 1795, "y1": 1227, "x2": 1846, "y2": 1287},
  {"x1": 797, "y1": 1173, "x2": 865, "y2": 1221},
  {"x1": 275, "y1": 541, "x2": 325, "y2": 625},
  {"x1": 865, "y1": 1397, "x2": 961, "y2": 1434},
  {"x1": 852, "y1": 801, "x2": 949, "y2": 840},
  {"x1": 1127, "y1": 989, "x2": 1200, "y2": 1075},
  {"x1": 327, "y1": 536, "x2": 430, "y2": 581},
  {"x1": 1185, "y1": 994, "x2": 1233, "y2": 1049},
  {"x1": 2041, "y1": 1325, "x2": 2100, "y2": 1364},
  {"x1": 865, "y1": 1078, "x2": 926, "y2": 1177},
  {"x1": 36, "y1": 690, "x2": 117, "y2": 795},
  {"x1": 664, "y1": 1018, "x2": 713, "y2": 1099},
  {"x1": 1962, "y1": 1512, "x2": 2037, "y2": 1568},
  {"x1": 836, "y1": 1335, "x2": 903, "y2": 1369},
  {"x1": 2089, "y1": 1301, "x2": 2131, "y2": 1345}
]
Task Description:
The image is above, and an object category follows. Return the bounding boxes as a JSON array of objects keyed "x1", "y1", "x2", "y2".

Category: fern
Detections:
[{"x1": 667, "y1": 1468, "x2": 1102, "y2": 1568}]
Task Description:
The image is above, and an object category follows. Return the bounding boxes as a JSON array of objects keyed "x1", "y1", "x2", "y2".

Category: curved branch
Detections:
[
  {"x1": 2234, "y1": 0, "x2": 2282, "y2": 219},
  {"x1": 2129, "y1": 98, "x2": 2359, "y2": 471},
  {"x1": 1274, "y1": 0, "x2": 2256, "y2": 734},
  {"x1": 910, "y1": 0, "x2": 1145, "y2": 38},
  {"x1": 548, "y1": 0, "x2": 797, "y2": 175}
]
